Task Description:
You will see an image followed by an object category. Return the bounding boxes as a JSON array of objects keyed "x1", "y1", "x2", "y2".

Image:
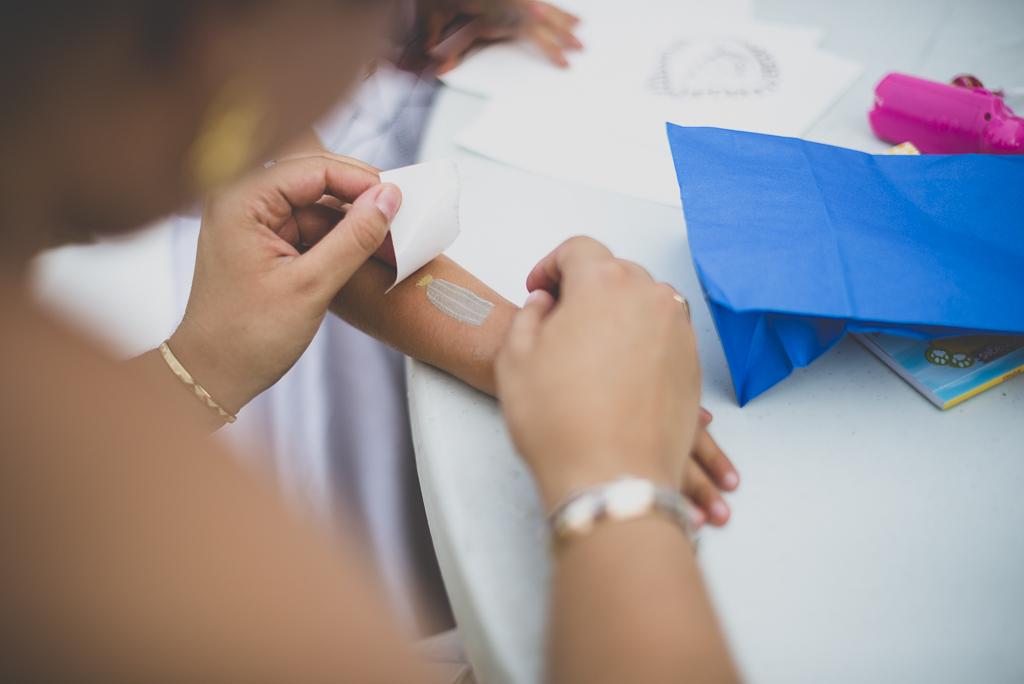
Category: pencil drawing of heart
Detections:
[{"x1": 650, "y1": 39, "x2": 779, "y2": 97}]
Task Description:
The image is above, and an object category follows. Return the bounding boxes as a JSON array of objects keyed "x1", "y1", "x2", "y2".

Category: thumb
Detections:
[
  {"x1": 301, "y1": 183, "x2": 401, "y2": 297},
  {"x1": 504, "y1": 289, "x2": 556, "y2": 358}
]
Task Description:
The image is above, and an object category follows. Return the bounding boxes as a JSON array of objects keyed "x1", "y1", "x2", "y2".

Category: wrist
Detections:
[
  {"x1": 168, "y1": 320, "x2": 253, "y2": 417},
  {"x1": 547, "y1": 477, "x2": 697, "y2": 554},
  {"x1": 532, "y1": 451, "x2": 678, "y2": 514}
]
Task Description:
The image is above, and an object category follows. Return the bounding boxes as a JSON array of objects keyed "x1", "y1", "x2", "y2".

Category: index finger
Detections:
[
  {"x1": 525, "y1": 236, "x2": 614, "y2": 295},
  {"x1": 249, "y1": 156, "x2": 382, "y2": 228},
  {"x1": 271, "y1": 149, "x2": 381, "y2": 177}
]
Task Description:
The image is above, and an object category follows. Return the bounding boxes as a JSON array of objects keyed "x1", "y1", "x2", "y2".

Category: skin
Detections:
[
  {"x1": 0, "y1": 1, "x2": 740, "y2": 681},
  {"x1": 267, "y1": 145, "x2": 740, "y2": 526},
  {"x1": 498, "y1": 238, "x2": 740, "y2": 684},
  {"x1": 334, "y1": 250, "x2": 739, "y2": 526},
  {"x1": 0, "y1": 288, "x2": 418, "y2": 683},
  {"x1": 402, "y1": 0, "x2": 583, "y2": 73}
]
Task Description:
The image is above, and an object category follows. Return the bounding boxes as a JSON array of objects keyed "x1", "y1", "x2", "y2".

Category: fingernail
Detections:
[
  {"x1": 722, "y1": 471, "x2": 739, "y2": 490},
  {"x1": 375, "y1": 185, "x2": 401, "y2": 221},
  {"x1": 524, "y1": 290, "x2": 547, "y2": 307},
  {"x1": 687, "y1": 503, "x2": 705, "y2": 529},
  {"x1": 710, "y1": 501, "x2": 729, "y2": 522}
]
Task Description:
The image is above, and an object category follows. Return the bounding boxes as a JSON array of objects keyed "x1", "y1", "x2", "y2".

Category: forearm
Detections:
[
  {"x1": 330, "y1": 254, "x2": 516, "y2": 396},
  {"x1": 550, "y1": 517, "x2": 740, "y2": 684}
]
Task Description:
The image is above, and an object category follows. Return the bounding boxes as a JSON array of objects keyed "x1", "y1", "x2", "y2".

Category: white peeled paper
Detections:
[{"x1": 379, "y1": 159, "x2": 461, "y2": 292}]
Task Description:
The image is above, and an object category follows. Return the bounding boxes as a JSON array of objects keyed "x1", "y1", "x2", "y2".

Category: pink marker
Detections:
[{"x1": 869, "y1": 72, "x2": 1024, "y2": 154}]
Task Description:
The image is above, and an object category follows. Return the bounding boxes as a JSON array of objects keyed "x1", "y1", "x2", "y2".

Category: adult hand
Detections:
[
  {"x1": 168, "y1": 155, "x2": 401, "y2": 416},
  {"x1": 495, "y1": 237, "x2": 701, "y2": 511}
]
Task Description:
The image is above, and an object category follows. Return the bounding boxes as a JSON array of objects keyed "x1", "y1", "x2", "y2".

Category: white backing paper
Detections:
[{"x1": 379, "y1": 159, "x2": 461, "y2": 291}]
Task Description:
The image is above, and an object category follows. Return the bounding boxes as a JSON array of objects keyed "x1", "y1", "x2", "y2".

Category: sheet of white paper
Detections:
[
  {"x1": 455, "y1": 26, "x2": 862, "y2": 207},
  {"x1": 459, "y1": 98, "x2": 681, "y2": 206},
  {"x1": 379, "y1": 159, "x2": 461, "y2": 291},
  {"x1": 443, "y1": 23, "x2": 826, "y2": 99},
  {"x1": 442, "y1": 0, "x2": 820, "y2": 100},
  {"x1": 541, "y1": 0, "x2": 755, "y2": 20}
]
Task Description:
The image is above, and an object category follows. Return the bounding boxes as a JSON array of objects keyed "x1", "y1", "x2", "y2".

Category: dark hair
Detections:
[{"x1": 0, "y1": 1, "x2": 200, "y2": 124}]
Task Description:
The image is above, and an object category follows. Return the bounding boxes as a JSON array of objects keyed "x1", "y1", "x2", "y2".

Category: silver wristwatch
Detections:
[{"x1": 548, "y1": 477, "x2": 697, "y2": 553}]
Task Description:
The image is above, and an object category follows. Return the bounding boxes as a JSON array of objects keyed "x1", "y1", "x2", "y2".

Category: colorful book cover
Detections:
[{"x1": 853, "y1": 332, "x2": 1024, "y2": 409}]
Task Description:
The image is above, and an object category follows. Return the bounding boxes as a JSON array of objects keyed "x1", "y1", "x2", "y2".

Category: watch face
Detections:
[
  {"x1": 560, "y1": 493, "x2": 603, "y2": 535},
  {"x1": 604, "y1": 478, "x2": 657, "y2": 519}
]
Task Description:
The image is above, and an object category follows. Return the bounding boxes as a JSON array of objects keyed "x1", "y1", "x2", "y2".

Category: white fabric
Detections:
[
  {"x1": 173, "y1": 214, "x2": 421, "y2": 628},
  {"x1": 33, "y1": 60, "x2": 443, "y2": 636},
  {"x1": 415, "y1": 628, "x2": 476, "y2": 684},
  {"x1": 171, "y1": 62, "x2": 441, "y2": 633},
  {"x1": 316, "y1": 64, "x2": 437, "y2": 169}
]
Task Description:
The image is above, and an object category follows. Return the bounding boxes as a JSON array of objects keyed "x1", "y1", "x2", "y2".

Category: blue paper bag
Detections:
[{"x1": 667, "y1": 125, "x2": 1024, "y2": 405}]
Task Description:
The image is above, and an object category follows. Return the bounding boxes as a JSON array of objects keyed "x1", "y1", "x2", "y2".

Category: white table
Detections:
[{"x1": 408, "y1": 2, "x2": 1024, "y2": 683}]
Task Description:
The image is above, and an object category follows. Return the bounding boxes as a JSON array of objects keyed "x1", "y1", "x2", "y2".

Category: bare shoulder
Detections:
[{"x1": 0, "y1": 301, "x2": 415, "y2": 682}]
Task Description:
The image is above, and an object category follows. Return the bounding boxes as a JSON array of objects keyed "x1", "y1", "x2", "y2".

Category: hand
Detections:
[
  {"x1": 684, "y1": 408, "x2": 740, "y2": 528},
  {"x1": 495, "y1": 237, "x2": 701, "y2": 511},
  {"x1": 265, "y1": 148, "x2": 400, "y2": 267},
  {"x1": 403, "y1": 0, "x2": 582, "y2": 73},
  {"x1": 168, "y1": 155, "x2": 402, "y2": 415},
  {"x1": 513, "y1": 1, "x2": 583, "y2": 68}
]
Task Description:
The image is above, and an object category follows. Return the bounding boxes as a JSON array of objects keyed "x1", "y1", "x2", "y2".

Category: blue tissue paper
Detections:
[{"x1": 667, "y1": 125, "x2": 1024, "y2": 406}]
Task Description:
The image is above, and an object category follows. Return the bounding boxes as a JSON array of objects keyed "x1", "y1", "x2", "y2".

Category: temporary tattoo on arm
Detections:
[{"x1": 416, "y1": 274, "x2": 494, "y2": 326}]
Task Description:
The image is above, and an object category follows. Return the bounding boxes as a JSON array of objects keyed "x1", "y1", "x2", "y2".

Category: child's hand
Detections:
[
  {"x1": 452, "y1": 1, "x2": 583, "y2": 73},
  {"x1": 402, "y1": 0, "x2": 583, "y2": 74},
  {"x1": 518, "y1": 1, "x2": 583, "y2": 68},
  {"x1": 683, "y1": 408, "x2": 740, "y2": 529}
]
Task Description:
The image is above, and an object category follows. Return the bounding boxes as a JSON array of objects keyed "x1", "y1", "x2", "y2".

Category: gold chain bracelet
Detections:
[{"x1": 158, "y1": 341, "x2": 237, "y2": 424}]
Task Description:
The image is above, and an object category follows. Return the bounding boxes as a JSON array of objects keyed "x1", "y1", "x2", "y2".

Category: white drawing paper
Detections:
[
  {"x1": 379, "y1": 159, "x2": 461, "y2": 291},
  {"x1": 454, "y1": 23, "x2": 861, "y2": 207},
  {"x1": 441, "y1": 1, "x2": 817, "y2": 100}
]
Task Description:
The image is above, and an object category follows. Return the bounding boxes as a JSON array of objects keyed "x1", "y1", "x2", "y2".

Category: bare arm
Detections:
[
  {"x1": 330, "y1": 249, "x2": 741, "y2": 529},
  {"x1": 121, "y1": 348, "x2": 233, "y2": 434},
  {"x1": 6, "y1": 229, "x2": 739, "y2": 684},
  {"x1": 551, "y1": 519, "x2": 737, "y2": 683},
  {"x1": 331, "y1": 253, "x2": 517, "y2": 396},
  {"x1": 497, "y1": 238, "x2": 741, "y2": 683},
  {"x1": 0, "y1": 297, "x2": 426, "y2": 683}
]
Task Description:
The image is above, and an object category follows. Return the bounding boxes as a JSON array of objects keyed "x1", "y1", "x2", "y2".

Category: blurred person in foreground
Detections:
[
  {"x1": 88, "y1": 0, "x2": 734, "y2": 637},
  {"x1": 0, "y1": 1, "x2": 740, "y2": 682}
]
